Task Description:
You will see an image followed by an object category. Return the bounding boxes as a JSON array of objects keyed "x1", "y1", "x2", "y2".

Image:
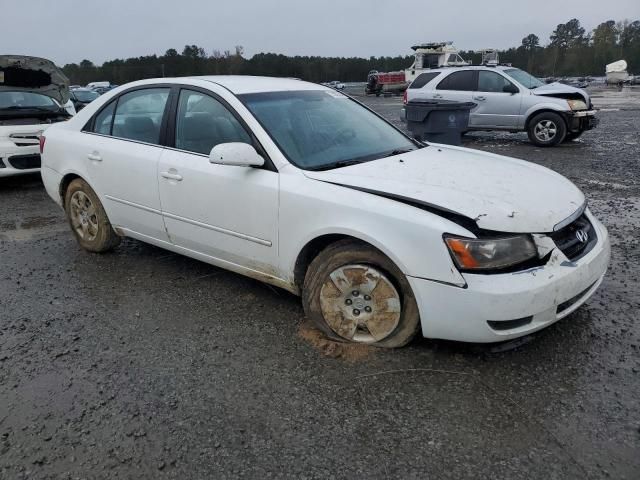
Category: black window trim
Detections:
[
  {"x1": 477, "y1": 70, "x2": 520, "y2": 94},
  {"x1": 435, "y1": 69, "x2": 479, "y2": 92},
  {"x1": 409, "y1": 72, "x2": 441, "y2": 89},
  {"x1": 161, "y1": 84, "x2": 275, "y2": 172},
  {"x1": 82, "y1": 84, "x2": 174, "y2": 149}
]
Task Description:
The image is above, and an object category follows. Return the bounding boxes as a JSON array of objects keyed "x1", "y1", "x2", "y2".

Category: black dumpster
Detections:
[{"x1": 404, "y1": 100, "x2": 475, "y2": 146}]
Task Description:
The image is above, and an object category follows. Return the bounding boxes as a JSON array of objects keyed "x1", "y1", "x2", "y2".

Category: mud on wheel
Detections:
[
  {"x1": 302, "y1": 240, "x2": 420, "y2": 348},
  {"x1": 64, "y1": 178, "x2": 120, "y2": 253}
]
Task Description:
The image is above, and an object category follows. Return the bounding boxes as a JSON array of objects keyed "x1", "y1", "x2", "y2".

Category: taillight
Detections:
[
  {"x1": 39, "y1": 136, "x2": 46, "y2": 154},
  {"x1": 403, "y1": 90, "x2": 408, "y2": 105}
]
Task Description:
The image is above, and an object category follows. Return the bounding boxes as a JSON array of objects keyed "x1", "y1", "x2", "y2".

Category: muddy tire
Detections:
[
  {"x1": 563, "y1": 131, "x2": 584, "y2": 142},
  {"x1": 527, "y1": 112, "x2": 567, "y2": 147},
  {"x1": 64, "y1": 178, "x2": 120, "y2": 253},
  {"x1": 302, "y1": 239, "x2": 420, "y2": 348}
]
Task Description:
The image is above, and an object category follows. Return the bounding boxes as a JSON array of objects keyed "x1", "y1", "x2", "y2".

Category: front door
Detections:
[
  {"x1": 158, "y1": 88, "x2": 279, "y2": 271},
  {"x1": 470, "y1": 71, "x2": 522, "y2": 128}
]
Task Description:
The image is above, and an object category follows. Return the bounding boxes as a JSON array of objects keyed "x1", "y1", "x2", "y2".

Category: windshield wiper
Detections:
[
  {"x1": 1, "y1": 105, "x2": 59, "y2": 113},
  {"x1": 381, "y1": 148, "x2": 416, "y2": 158},
  {"x1": 307, "y1": 159, "x2": 368, "y2": 171}
]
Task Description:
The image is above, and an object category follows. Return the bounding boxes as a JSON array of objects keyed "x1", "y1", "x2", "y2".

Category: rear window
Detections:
[
  {"x1": 409, "y1": 72, "x2": 440, "y2": 89},
  {"x1": 436, "y1": 71, "x2": 476, "y2": 91}
]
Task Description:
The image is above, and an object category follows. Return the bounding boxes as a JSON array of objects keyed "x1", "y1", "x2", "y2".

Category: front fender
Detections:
[{"x1": 279, "y1": 173, "x2": 469, "y2": 287}]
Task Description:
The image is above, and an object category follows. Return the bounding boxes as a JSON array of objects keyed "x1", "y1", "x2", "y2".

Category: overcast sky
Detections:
[{"x1": 3, "y1": 0, "x2": 639, "y2": 65}]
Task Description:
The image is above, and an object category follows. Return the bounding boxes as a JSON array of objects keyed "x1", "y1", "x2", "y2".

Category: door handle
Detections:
[
  {"x1": 87, "y1": 152, "x2": 102, "y2": 162},
  {"x1": 433, "y1": 94, "x2": 443, "y2": 99},
  {"x1": 160, "y1": 171, "x2": 183, "y2": 181},
  {"x1": 473, "y1": 96, "x2": 486, "y2": 101}
]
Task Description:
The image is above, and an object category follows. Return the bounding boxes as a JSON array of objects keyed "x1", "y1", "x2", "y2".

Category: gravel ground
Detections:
[{"x1": 1, "y1": 87, "x2": 639, "y2": 479}]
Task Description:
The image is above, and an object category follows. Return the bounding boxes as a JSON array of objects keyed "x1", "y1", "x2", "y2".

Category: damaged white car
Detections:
[
  {"x1": 40, "y1": 76, "x2": 610, "y2": 347},
  {"x1": 0, "y1": 55, "x2": 74, "y2": 177}
]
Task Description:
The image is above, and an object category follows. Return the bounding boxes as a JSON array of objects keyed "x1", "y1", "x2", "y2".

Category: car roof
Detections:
[
  {"x1": 417, "y1": 65, "x2": 517, "y2": 74},
  {"x1": 196, "y1": 75, "x2": 328, "y2": 94}
]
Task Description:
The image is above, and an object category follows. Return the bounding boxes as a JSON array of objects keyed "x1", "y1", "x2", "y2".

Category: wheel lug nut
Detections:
[
  {"x1": 353, "y1": 309, "x2": 360, "y2": 316},
  {"x1": 364, "y1": 306, "x2": 372, "y2": 313},
  {"x1": 345, "y1": 299, "x2": 352, "y2": 305},
  {"x1": 352, "y1": 290, "x2": 359, "y2": 296},
  {"x1": 364, "y1": 295, "x2": 371, "y2": 301}
]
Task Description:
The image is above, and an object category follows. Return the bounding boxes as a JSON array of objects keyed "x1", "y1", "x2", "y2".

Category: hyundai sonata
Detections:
[{"x1": 40, "y1": 76, "x2": 610, "y2": 347}]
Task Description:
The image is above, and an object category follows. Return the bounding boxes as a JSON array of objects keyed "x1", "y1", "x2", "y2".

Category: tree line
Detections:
[{"x1": 63, "y1": 18, "x2": 640, "y2": 85}]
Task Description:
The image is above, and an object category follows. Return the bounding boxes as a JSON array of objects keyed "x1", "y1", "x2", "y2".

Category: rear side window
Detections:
[
  {"x1": 174, "y1": 90, "x2": 252, "y2": 155},
  {"x1": 436, "y1": 71, "x2": 476, "y2": 91},
  {"x1": 93, "y1": 101, "x2": 115, "y2": 135},
  {"x1": 112, "y1": 88, "x2": 170, "y2": 144},
  {"x1": 409, "y1": 72, "x2": 440, "y2": 89}
]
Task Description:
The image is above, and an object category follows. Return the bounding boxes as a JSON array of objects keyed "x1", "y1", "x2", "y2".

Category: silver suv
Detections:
[{"x1": 404, "y1": 66, "x2": 598, "y2": 147}]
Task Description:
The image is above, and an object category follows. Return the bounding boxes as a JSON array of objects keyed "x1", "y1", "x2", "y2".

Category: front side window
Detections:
[
  {"x1": 503, "y1": 68, "x2": 545, "y2": 89},
  {"x1": 477, "y1": 71, "x2": 517, "y2": 93},
  {"x1": 240, "y1": 90, "x2": 419, "y2": 170},
  {"x1": 111, "y1": 88, "x2": 170, "y2": 144},
  {"x1": 436, "y1": 71, "x2": 476, "y2": 91},
  {"x1": 175, "y1": 90, "x2": 251, "y2": 155}
]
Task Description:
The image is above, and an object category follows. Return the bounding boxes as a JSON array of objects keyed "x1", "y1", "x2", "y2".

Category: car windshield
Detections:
[
  {"x1": 73, "y1": 89, "x2": 100, "y2": 102},
  {"x1": 503, "y1": 68, "x2": 545, "y2": 89},
  {"x1": 0, "y1": 91, "x2": 59, "y2": 110},
  {"x1": 239, "y1": 90, "x2": 420, "y2": 170}
]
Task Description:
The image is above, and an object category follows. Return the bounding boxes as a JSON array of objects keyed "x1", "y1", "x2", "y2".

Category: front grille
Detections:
[
  {"x1": 9, "y1": 133, "x2": 41, "y2": 147},
  {"x1": 557, "y1": 281, "x2": 598, "y2": 314},
  {"x1": 487, "y1": 316, "x2": 533, "y2": 331},
  {"x1": 549, "y1": 214, "x2": 597, "y2": 261},
  {"x1": 7, "y1": 154, "x2": 41, "y2": 170}
]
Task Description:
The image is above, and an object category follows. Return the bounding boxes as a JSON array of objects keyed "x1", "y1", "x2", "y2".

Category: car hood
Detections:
[
  {"x1": 303, "y1": 146, "x2": 585, "y2": 233},
  {"x1": 0, "y1": 55, "x2": 70, "y2": 105},
  {"x1": 532, "y1": 82, "x2": 590, "y2": 104}
]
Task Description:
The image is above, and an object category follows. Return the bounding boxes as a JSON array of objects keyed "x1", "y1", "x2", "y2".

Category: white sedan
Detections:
[{"x1": 40, "y1": 76, "x2": 610, "y2": 347}]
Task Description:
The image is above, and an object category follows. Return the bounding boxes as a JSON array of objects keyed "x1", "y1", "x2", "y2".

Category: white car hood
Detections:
[
  {"x1": 532, "y1": 82, "x2": 590, "y2": 104},
  {"x1": 303, "y1": 146, "x2": 585, "y2": 233},
  {"x1": 0, "y1": 55, "x2": 70, "y2": 105}
]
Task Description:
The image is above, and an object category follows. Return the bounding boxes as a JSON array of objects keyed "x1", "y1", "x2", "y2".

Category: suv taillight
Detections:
[
  {"x1": 39, "y1": 136, "x2": 46, "y2": 154},
  {"x1": 403, "y1": 90, "x2": 408, "y2": 105}
]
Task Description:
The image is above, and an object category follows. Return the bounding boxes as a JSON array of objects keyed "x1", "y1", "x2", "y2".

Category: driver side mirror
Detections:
[
  {"x1": 209, "y1": 143, "x2": 264, "y2": 167},
  {"x1": 503, "y1": 84, "x2": 519, "y2": 95}
]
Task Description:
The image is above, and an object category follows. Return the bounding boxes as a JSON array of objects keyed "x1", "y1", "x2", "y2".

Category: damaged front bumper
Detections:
[
  {"x1": 408, "y1": 210, "x2": 610, "y2": 343},
  {"x1": 565, "y1": 109, "x2": 598, "y2": 133}
]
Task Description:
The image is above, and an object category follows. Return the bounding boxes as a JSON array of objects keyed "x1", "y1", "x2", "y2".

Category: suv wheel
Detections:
[{"x1": 527, "y1": 112, "x2": 567, "y2": 147}]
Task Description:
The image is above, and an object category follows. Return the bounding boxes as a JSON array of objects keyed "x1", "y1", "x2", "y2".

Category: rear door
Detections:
[
  {"x1": 83, "y1": 87, "x2": 171, "y2": 241},
  {"x1": 433, "y1": 70, "x2": 476, "y2": 103},
  {"x1": 470, "y1": 70, "x2": 522, "y2": 128}
]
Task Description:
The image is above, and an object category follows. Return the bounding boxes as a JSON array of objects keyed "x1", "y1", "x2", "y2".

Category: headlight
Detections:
[
  {"x1": 444, "y1": 234, "x2": 538, "y2": 271},
  {"x1": 567, "y1": 99, "x2": 587, "y2": 111}
]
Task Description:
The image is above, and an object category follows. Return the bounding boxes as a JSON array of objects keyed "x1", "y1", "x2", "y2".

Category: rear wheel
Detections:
[
  {"x1": 527, "y1": 112, "x2": 567, "y2": 147},
  {"x1": 64, "y1": 178, "x2": 120, "y2": 252},
  {"x1": 302, "y1": 240, "x2": 420, "y2": 348}
]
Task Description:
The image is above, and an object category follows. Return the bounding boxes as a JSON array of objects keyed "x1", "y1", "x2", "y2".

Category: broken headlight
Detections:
[
  {"x1": 444, "y1": 234, "x2": 537, "y2": 271},
  {"x1": 567, "y1": 99, "x2": 587, "y2": 111}
]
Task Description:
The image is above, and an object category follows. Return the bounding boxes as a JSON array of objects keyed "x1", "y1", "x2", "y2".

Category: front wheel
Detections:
[
  {"x1": 302, "y1": 240, "x2": 420, "y2": 348},
  {"x1": 527, "y1": 112, "x2": 567, "y2": 147}
]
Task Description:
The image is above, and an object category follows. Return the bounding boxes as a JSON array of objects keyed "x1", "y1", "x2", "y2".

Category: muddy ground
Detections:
[{"x1": 1, "y1": 87, "x2": 639, "y2": 479}]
